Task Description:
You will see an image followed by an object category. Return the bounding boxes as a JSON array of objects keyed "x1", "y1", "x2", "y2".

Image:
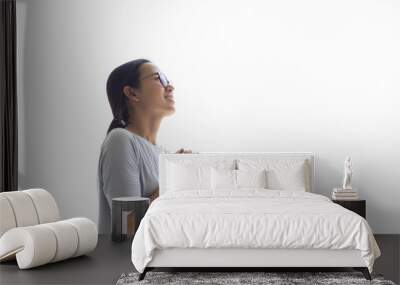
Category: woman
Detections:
[{"x1": 97, "y1": 59, "x2": 192, "y2": 234}]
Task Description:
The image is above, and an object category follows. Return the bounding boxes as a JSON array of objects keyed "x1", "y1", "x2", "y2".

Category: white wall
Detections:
[{"x1": 16, "y1": 0, "x2": 400, "y2": 233}]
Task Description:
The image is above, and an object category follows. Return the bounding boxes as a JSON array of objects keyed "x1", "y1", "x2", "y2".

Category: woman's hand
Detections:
[
  {"x1": 149, "y1": 189, "x2": 159, "y2": 204},
  {"x1": 175, "y1": 148, "x2": 193, "y2": 154}
]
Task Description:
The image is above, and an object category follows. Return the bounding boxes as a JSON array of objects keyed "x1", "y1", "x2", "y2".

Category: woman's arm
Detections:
[
  {"x1": 101, "y1": 132, "x2": 142, "y2": 209},
  {"x1": 175, "y1": 148, "x2": 193, "y2": 153},
  {"x1": 148, "y1": 188, "x2": 159, "y2": 204}
]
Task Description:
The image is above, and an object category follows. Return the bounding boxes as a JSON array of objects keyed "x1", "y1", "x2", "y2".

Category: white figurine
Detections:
[{"x1": 342, "y1": 156, "x2": 353, "y2": 190}]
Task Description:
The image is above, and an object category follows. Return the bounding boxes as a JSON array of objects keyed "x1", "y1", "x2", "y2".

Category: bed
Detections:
[{"x1": 130, "y1": 152, "x2": 381, "y2": 281}]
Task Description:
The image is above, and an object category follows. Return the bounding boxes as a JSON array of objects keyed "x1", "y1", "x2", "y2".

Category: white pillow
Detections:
[
  {"x1": 236, "y1": 169, "x2": 268, "y2": 189},
  {"x1": 267, "y1": 163, "x2": 306, "y2": 191},
  {"x1": 237, "y1": 159, "x2": 310, "y2": 191},
  {"x1": 166, "y1": 162, "x2": 212, "y2": 191},
  {"x1": 211, "y1": 168, "x2": 237, "y2": 190},
  {"x1": 211, "y1": 168, "x2": 268, "y2": 190}
]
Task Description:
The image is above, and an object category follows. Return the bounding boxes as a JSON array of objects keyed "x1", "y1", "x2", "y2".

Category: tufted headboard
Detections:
[{"x1": 159, "y1": 152, "x2": 315, "y2": 195}]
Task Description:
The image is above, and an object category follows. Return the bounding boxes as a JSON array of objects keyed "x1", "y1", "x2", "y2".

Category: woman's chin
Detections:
[{"x1": 165, "y1": 106, "x2": 176, "y2": 115}]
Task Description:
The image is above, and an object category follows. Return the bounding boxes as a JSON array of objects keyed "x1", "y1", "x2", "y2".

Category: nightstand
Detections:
[
  {"x1": 111, "y1": 197, "x2": 150, "y2": 242},
  {"x1": 332, "y1": 199, "x2": 366, "y2": 219}
]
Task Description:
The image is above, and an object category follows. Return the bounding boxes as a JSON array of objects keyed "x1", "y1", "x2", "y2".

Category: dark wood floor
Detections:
[{"x1": 0, "y1": 234, "x2": 398, "y2": 285}]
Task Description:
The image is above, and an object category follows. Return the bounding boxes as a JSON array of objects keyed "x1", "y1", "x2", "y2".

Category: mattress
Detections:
[{"x1": 131, "y1": 189, "x2": 381, "y2": 273}]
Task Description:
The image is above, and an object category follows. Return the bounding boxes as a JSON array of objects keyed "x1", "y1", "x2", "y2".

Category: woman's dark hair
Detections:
[{"x1": 106, "y1": 58, "x2": 151, "y2": 135}]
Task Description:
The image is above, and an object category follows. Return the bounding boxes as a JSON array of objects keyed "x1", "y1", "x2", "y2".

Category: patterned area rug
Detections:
[{"x1": 116, "y1": 271, "x2": 396, "y2": 285}]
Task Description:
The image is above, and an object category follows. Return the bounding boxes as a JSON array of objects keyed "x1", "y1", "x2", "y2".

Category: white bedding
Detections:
[{"x1": 131, "y1": 189, "x2": 381, "y2": 273}]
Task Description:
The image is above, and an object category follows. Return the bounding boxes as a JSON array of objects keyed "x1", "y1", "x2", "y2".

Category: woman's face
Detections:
[{"x1": 127, "y1": 62, "x2": 175, "y2": 117}]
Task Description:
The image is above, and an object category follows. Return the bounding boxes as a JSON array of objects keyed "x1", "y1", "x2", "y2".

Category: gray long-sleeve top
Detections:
[{"x1": 97, "y1": 127, "x2": 170, "y2": 234}]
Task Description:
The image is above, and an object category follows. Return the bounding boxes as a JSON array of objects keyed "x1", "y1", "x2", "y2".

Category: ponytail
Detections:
[{"x1": 106, "y1": 118, "x2": 127, "y2": 135}]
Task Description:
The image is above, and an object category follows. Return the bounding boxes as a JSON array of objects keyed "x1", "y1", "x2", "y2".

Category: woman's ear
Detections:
[{"x1": 123, "y1": 85, "x2": 140, "y2": 102}]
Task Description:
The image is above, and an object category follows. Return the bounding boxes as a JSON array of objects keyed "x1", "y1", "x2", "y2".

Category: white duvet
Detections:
[{"x1": 131, "y1": 189, "x2": 381, "y2": 273}]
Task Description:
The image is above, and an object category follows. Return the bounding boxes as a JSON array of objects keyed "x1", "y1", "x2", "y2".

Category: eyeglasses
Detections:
[{"x1": 140, "y1": 72, "x2": 170, "y2": 88}]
